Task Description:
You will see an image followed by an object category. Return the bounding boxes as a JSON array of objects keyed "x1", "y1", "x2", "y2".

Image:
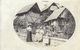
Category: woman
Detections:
[
  {"x1": 26, "y1": 25, "x2": 32, "y2": 42},
  {"x1": 35, "y1": 26, "x2": 44, "y2": 42}
]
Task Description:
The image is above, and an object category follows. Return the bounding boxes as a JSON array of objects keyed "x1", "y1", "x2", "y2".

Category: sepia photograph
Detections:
[
  {"x1": 1, "y1": 0, "x2": 80, "y2": 50},
  {"x1": 13, "y1": 2, "x2": 75, "y2": 46}
]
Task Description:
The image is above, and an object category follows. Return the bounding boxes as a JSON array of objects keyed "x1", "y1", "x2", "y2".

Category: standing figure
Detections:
[
  {"x1": 26, "y1": 24, "x2": 32, "y2": 42},
  {"x1": 35, "y1": 26, "x2": 45, "y2": 42},
  {"x1": 43, "y1": 25, "x2": 52, "y2": 46}
]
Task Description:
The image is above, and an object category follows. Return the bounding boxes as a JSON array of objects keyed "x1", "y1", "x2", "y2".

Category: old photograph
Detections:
[{"x1": 13, "y1": 2, "x2": 75, "y2": 46}]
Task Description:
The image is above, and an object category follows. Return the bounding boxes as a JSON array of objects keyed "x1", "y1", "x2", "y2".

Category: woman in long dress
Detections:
[
  {"x1": 26, "y1": 25, "x2": 32, "y2": 42},
  {"x1": 35, "y1": 26, "x2": 45, "y2": 42}
]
